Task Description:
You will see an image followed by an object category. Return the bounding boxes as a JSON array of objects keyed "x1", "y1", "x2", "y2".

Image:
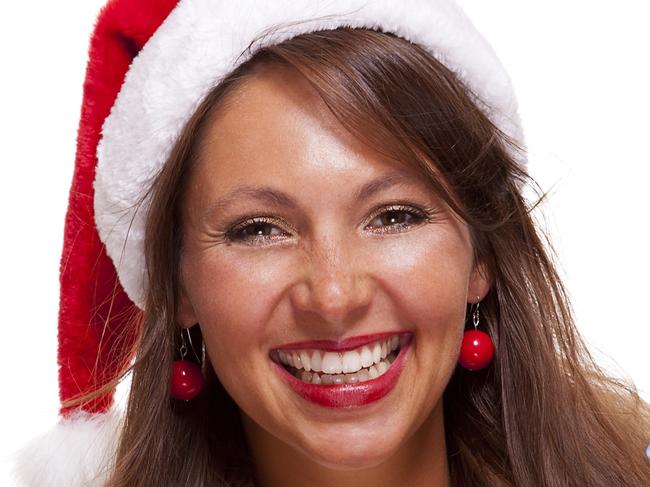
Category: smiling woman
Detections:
[
  {"x1": 171, "y1": 65, "x2": 488, "y2": 480},
  {"x1": 14, "y1": 1, "x2": 650, "y2": 486}
]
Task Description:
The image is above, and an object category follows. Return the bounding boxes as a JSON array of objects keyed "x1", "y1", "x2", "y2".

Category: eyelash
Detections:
[{"x1": 223, "y1": 204, "x2": 435, "y2": 246}]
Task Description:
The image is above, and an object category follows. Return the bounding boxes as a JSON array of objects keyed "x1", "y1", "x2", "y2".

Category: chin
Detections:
[{"x1": 294, "y1": 425, "x2": 403, "y2": 470}]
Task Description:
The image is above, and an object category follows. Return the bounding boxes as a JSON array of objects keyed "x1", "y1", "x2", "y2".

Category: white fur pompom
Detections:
[{"x1": 12, "y1": 408, "x2": 123, "y2": 487}]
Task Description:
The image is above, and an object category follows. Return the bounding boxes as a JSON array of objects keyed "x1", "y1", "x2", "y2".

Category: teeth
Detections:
[
  {"x1": 277, "y1": 336, "x2": 402, "y2": 381},
  {"x1": 368, "y1": 365, "x2": 379, "y2": 379},
  {"x1": 321, "y1": 351, "x2": 343, "y2": 374},
  {"x1": 359, "y1": 346, "x2": 374, "y2": 368},
  {"x1": 342, "y1": 350, "x2": 361, "y2": 374},
  {"x1": 299, "y1": 350, "x2": 311, "y2": 372},
  {"x1": 311, "y1": 350, "x2": 322, "y2": 372},
  {"x1": 346, "y1": 374, "x2": 359, "y2": 384},
  {"x1": 376, "y1": 361, "x2": 388, "y2": 375},
  {"x1": 372, "y1": 342, "x2": 381, "y2": 364},
  {"x1": 287, "y1": 351, "x2": 398, "y2": 385}
]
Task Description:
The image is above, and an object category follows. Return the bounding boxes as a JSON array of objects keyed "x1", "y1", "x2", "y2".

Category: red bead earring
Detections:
[
  {"x1": 458, "y1": 297, "x2": 494, "y2": 371},
  {"x1": 170, "y1": 326, "x2": 205, "y2": 401}
]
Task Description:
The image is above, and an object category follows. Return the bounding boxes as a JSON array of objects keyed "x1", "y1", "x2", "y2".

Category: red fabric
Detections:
[{"x1": 58, "y1": 0, "x2": 178, "y2": 417}]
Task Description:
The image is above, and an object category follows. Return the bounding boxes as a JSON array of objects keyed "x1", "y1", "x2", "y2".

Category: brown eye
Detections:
[
  {"x1": 366, "y1": 206, "x2": 427, "y2": 233},
  {"x1": 240, "y1": 222, "x2": 280, "y2": 238},
  {"x1": 226, "y1": 217, "x2": 288, "y2": 244}
]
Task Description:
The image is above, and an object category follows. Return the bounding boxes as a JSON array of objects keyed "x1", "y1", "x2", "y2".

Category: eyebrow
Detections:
[{"x1": 203, "y1": 171, "x2": 422, "y2": 219}]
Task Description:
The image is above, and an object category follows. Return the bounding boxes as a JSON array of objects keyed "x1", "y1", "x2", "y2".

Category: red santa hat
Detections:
[{"x1": 61, "y1": 0, "x2": 524, "y2": 428}]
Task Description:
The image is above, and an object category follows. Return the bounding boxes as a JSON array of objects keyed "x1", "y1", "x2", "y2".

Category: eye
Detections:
[
  {"x1": 223, "y1": 204, "x2": 433, "y2": 246},
  {"x1": 225, "y1": 217, "x2": 290, "y2": 245},
  {"x1": 365, "y1": 205, "x2": 429, "y2": 234}
]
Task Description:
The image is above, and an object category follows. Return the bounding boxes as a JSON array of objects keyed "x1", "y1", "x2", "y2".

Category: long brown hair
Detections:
[{"x1": 94, "y1": 27, "x2": 650, "y2": 486}]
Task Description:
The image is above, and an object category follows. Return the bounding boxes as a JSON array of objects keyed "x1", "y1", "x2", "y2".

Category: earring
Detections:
[
  {"x1": 458, "y1": 296, "x2": 495, "y2": 371},
  {"x1": 170, "y1": 326, "x2": 205, "y2": 401}
]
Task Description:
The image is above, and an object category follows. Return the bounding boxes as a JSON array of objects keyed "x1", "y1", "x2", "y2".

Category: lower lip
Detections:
[{"x1": 272, "y1": 334, "x2": 413, "y2": 408}]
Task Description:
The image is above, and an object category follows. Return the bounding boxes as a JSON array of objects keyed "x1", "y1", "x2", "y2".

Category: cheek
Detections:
[
  {"x1": 379, "y1": 226, "x2": 472, "y2": 314},
  {"x1": 373, "y1": 229, "x2": 471, "y2": 366},
  {"x1": 181, "y1": 250, "x2": 292, "y2": 377}
]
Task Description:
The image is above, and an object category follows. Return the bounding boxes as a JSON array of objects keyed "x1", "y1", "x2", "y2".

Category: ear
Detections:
[
  {"x1": 176, "y1": 283, "x2": 199, "y2": 329},
  {"x1": 467, "y1": 259, "x2": 492, "y2": 303}
]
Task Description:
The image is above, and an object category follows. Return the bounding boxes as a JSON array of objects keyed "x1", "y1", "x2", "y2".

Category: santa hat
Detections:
[{"x1": 59, "y1": 0, "x2": 523, "y2": 417}]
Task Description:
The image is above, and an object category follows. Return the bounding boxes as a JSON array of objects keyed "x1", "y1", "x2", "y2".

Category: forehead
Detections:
[
  {"x1": 204, "y1": 68, "x2": 367, "y2": 167},
  {"x1": 193, "y1": 67, "x2": 425, "y2": 196}
]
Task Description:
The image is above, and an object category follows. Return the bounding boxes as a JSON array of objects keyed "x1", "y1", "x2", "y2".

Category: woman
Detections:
[{"x1": 15, "y1": 0, "x2": 650, "y2": 486}]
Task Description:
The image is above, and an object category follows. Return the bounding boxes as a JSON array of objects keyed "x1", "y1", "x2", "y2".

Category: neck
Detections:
[{"x1": 241, "y1": 401, "x2": 450, "y2": 487}]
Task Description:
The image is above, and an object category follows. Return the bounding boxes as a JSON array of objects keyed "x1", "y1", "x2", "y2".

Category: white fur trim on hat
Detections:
[
  {"x1": 94, "y1": 0, "x2": 525, "y2": 309},
  {"x1": 12, "y1": 408, "x2": 122, "y2": 487}
]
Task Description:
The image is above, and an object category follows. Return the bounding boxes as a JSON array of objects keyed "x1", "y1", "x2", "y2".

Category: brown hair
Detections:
[{"x1": 94, "y1": 27, "x2": 650, "y2": 486}]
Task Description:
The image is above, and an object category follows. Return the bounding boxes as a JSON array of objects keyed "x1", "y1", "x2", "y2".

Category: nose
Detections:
[{"x1": 290, "y1": 235, "x2": 374, "y2": 328}]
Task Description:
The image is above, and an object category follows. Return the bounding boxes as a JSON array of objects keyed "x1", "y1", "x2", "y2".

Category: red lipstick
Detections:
[{"x1": 271, "y1": 332, "x2": 413, "y2": 408}]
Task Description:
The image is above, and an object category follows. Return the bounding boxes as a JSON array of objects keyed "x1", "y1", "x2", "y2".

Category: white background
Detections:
[{"x1": 1, "y1": 1, "x2": 648, "y2": 484}]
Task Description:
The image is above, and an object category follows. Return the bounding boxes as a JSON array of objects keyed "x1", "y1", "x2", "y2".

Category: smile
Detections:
[
  {"x1": 270, "y1": 332, "x2": 413, "y2": 408},
  {"x1": 275, "y1": 335, "x2": 401, "y2": 385}
]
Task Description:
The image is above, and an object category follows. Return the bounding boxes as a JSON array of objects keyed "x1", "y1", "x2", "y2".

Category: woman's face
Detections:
[{"x1": 178, "y1": 67, "x2": 490, "y2": 469}]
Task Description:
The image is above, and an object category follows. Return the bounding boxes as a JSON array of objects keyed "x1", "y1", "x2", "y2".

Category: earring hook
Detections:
[
  {"x1": 180, "y1": 327, "x2": 202, "y2": 363},
  {"x1": 472, "y1": 295, "x2": 481, "y2": 330}
]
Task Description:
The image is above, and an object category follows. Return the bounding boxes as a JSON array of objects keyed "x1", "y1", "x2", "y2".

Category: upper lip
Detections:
[{"x1": 271, "y1": 331, "x2": 409, "y2": 353}]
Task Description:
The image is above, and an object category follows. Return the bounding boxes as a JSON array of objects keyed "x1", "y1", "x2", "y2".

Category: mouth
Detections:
[
  {"x1": 271, "y1": 334, "x2": 404, "y2": 384},
  {"x1": 269, "y1": 332, "x2": 413, "y2": 408}
]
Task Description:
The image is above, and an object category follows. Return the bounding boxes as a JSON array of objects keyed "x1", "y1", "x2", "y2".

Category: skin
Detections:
[{"x1": 177, "y1": 66, "x2": 491, "y2": 487}]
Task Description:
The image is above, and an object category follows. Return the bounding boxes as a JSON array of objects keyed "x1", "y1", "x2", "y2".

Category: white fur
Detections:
[
  {"x1": 94, "y1": 0, "x2": 526, "y2": 309},
  {"x1": 12, "y1": 409, "x2": 122, "y2": 487}
]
